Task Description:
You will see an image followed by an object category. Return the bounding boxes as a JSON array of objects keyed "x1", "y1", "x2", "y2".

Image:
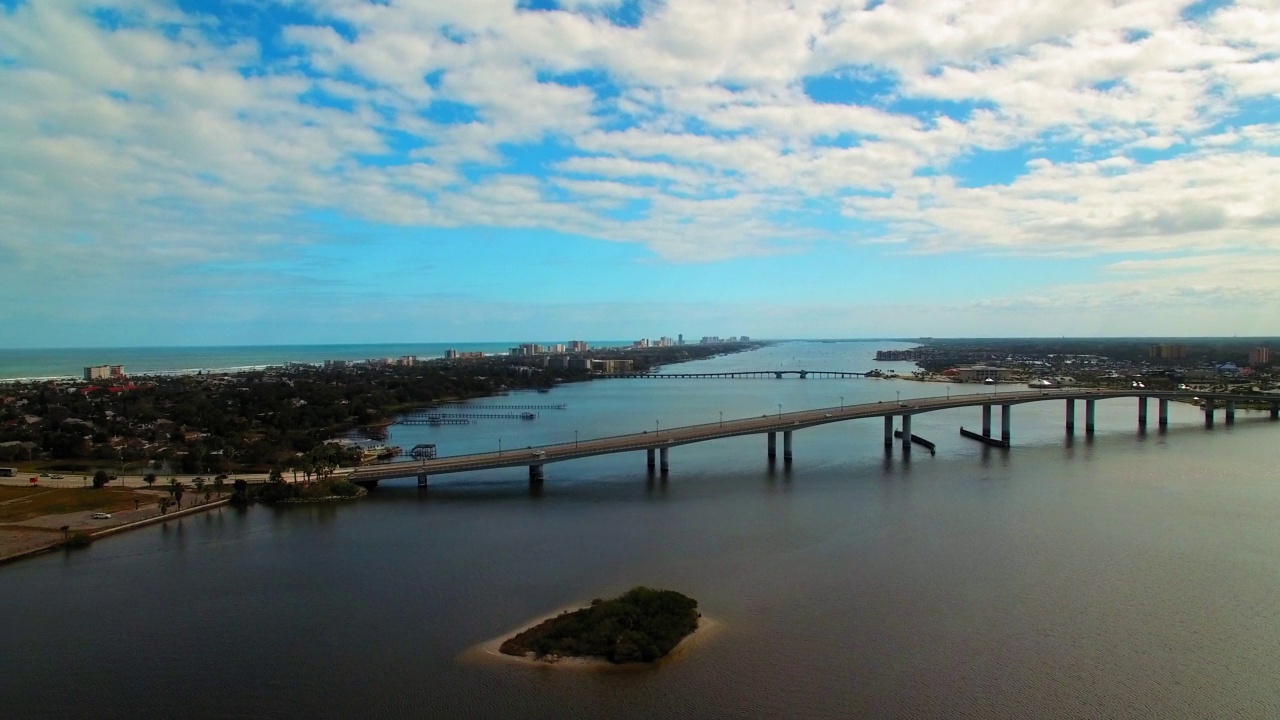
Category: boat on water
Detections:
[{"x1": 521, "y1": 412, "x2": 536, "y2": 420}]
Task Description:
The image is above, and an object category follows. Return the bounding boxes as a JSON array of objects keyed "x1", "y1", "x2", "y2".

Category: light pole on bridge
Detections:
[
  {"x1": 656, "y1": 420, "x2": 660, "y2": 434},
  {"x1": 840, "y1": 396, "x2": 844, "y2": 411},
  {"x1": 896, "y1": 390, "x2": 900, "y2": 404},
  {"x1": 574, "y1": 430, "x2": 578, "y2": 447},
  {"x1": 498, "y1": 438, "x2": 502, "y2": 456},
  {"x1": 777, "y1": 403, "x2": 782, "y2": 418},
  {"x1": 719, "y1": 411, "x2": 723, "y2": 427}
]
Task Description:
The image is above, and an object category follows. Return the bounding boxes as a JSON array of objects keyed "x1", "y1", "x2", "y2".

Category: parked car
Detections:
[{"x1": 91, "y1": 512, "x2": 112, "y2": 519}]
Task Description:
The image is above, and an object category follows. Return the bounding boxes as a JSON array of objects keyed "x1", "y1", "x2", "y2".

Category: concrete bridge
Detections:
[
  {"x1": 346, "y1": 389, "x2": 1279, "y2": 488},
  {"x1": 606, "y1": 369, "x2": 868, "y2": 379}
]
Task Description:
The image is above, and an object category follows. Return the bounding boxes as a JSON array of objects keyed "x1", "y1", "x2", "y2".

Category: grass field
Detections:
[{"x1": 0, "y1": 487, "x2": 154, "y2": 523}]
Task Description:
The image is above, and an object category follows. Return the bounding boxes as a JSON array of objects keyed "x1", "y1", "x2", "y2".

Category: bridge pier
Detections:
[
  {"x1": 981, "y1": 405, "x2": 992, "y2": 438},
  {"x1": 529, "y1": 464, "x2": 544, "y2": 485},
  {"x1": 783, "y1": 431, "x2": 793, "y2": 462},
  {"x1": 1065, "y1": 399, "x2": 1075, "y2": 435},
  {"x1": 768, "y1": 432, "x2": 777, "y2": 460},
  {"x1": 1225, "y1": 401, "x2": 1235, "y2": 424},
  {"x1": 647, "y1": 448, "x2": 656, "y2": 470},
  {"x1": 884, "y1": 416, "x2": 893, "y2": 448},
  {"x1": 1204, "y1": 398, "x2": 1215, "y2": 428},
  {"x1": 1085, "y1": 399, "x2": 1096, "y2": 434},
  {"x1": 1158, "y1": 399, "x2": 1169, "y2": 428},
  {"x1": 1137, "y1": 396, "x2": 1148, "y2": 428},
  {"x1": 901, "y1": 414, "x2": 912, "y2": 452},
  {"x1": 1001, "y1": 404, "x2": 1011, "y2": 444},
  {"x1": 659, "y1": 447, "x2": 669, "y2": 473},
  {"x1": 417, "y1": 472, "x2": 428, "y2": 488},
  {"x1": 1271, "y1": 401, "x2": 1279, "y2": 420}
]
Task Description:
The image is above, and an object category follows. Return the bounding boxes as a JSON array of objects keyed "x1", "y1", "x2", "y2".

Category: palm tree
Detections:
[
  {"x1": 213, "y1": 476, "x2": 225, "y2": 497},
  {"x1": 193, "y1": 476, "x2": 206, "y2": 496},
  {"x1": 168, "y1": 479, "x2": 185, "y2": 509}
]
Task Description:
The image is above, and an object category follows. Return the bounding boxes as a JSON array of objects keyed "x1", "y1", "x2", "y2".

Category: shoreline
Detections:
[
  {"x1": 0, "y1": 496, "x2": 232, "y2": 566},
  {"x1": 459, "y1": 603, "x2": 722, "y2": 671}
]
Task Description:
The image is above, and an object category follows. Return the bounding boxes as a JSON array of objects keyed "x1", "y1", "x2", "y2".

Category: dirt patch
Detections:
[{"x1": 0, "y1": 487, "x2": 157, "y2": 524}]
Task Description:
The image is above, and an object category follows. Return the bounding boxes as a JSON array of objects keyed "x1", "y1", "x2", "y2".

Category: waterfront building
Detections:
[
  {"x1": 83, "y1": 364, "x2": 125, "y2": 380},
  {"x1": 954, "y1": 365, "x2": 1014, "y2": 382},
  {"x1": 568, "y1": 340, "x2": 589, "y2": 353},
  {"x1": 1250, "y1": 347, "x2": 1272, "y2": 366}
]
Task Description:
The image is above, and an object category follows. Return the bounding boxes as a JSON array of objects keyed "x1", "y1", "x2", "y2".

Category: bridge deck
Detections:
[{"x1": 347, "y1": 389, "x2": 1273, "y2": 483}]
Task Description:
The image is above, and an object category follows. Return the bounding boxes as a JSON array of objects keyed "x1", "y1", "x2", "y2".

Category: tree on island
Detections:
[
  {"x1": 92, "y1": 470, "x2": 110, "y2": 489},
  {"x1": 500, "y1": 587, "x2": 699, "y2": 664},
  {"x1": 143, "y1": 472, "x2": 157, "y2": 489}
]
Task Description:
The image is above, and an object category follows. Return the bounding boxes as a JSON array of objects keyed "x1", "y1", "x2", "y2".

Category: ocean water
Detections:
[{"x1": 3, "y1": 341, "x2": 1279, "y2": 719}]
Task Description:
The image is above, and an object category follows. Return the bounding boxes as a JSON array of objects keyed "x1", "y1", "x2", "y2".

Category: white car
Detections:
[{"x1": 91, "y1": 512, "x2": 112, "y2": 519}]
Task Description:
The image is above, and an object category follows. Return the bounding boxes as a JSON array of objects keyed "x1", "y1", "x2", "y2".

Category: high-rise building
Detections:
[
  {"x1": 568, "y1": 340, "x2": 589, "y2": 353},
  {"x1": 83, "y1": 365, "x2": 124, "y2": 380},
  {"x1": 1148, "y1": 344, "x2": 1189, "y2": 360},
  {"x1": 1249, "y1": 347, "x2": 1272, "y2": 365}
]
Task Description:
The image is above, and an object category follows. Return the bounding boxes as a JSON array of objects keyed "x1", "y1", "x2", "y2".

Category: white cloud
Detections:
[{"x1": 2, "y1": 0, "x2": 1280, "y2": 332}]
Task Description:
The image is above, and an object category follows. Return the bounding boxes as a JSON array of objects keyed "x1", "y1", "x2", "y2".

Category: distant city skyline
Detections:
[{"x1": 2, "y1": 1, "x2": 1278, "y2": 346}]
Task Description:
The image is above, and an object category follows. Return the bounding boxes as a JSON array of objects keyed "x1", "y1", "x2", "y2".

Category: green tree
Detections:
[
  {"x1": 213, "y1": 475, "x2": 225, "y2": 497},
  {"x1": 143, "y1": 472, "x2": 157, "y2": 489},
  {"x1": 92, "y1": 469, "x2": 110, "y2": 488},
  {"x1": 193, "y1": 476, "x2": 206, "y2": 495}
]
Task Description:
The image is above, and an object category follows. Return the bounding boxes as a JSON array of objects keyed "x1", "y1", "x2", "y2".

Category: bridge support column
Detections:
[
  {"x1": 783, "y1": 431, "x2": 793, "y2": 461},
  {"x1": 1065, "y1": 399, "x2": 1075, "y2": 434},
  {"x1": 417, "y1": 473, "x2": 429, "y2": 488},
  {"x1": 1271, "y1": 401, "x2": 1278, "y2": 420},
  {"x1": 1085, "y1": 400, "x2": 1096, "y2": 435},
  {"x1": 1225, "y1": 401, "x2": 1235, "y2": 424},
  {"x1": 901, "y1": 414, "x2": 912, "y2": 452},
  {"x1": 646, "y1": 448, "x2": 656, "y2": 470},
  {"x1": 659, "y1": 447, "x2": 669, "y2": 473},
  {"x1": 981, "y1": 405, "x2": 992, "y2": 438},
  {"x1": 1204, "y1": 399, "x2": 1215, "y2": 428},
  {"x1": 1137, "y1": 396, "x2": 1148, "y2": 428},
  {"x1": 1158, "y1": 399, "x2": 1169, "y2": 428},
  {"x1": 884, "y1": 416, "x2": 893, "y2": 448},
  {"x1": 529, "y1": 464, "x2": 544, "y2": 484},
  {"x1": 767, "y1": 432, "x2": 777, "y2": 460},
  {"x1": 1001, "y1": 404, "x2": 1011, "y2": 444}
]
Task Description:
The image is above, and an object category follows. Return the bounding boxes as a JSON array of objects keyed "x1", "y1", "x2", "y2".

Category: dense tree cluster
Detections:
[{"x1": 500, "y1": 587, "x2": 700, "y2": 664}]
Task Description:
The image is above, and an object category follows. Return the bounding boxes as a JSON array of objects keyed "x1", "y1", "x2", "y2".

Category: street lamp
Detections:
[
  {"x1": 840, "y1": 396, "x2": 844, "y2": 410},
  {"x1": 574, "y1": 430, "x2": 578, "y2": 447},
  {"x1": 498, "y1": 438, "x2": 502, "y2": 456},
  {"x1": 656, "y1": 420, "x2": 660, "y2": 434},
  {"x1": 719, "y1": 411, "x2": 723, "y2": 427},
  {"x1": 777, "y1": 403, "x2": 782, "y2": 418},
  {"x1": 896, "y1": 390, "x2": 900, "y2": 403}
]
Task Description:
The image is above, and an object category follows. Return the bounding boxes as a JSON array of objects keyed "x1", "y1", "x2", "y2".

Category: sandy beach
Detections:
[{"x1": 459, "y1": 602, "x2": 722, "y2": 671}]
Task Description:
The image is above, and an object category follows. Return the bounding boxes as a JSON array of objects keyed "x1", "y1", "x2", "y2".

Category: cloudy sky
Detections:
[{"x1": 2, "y1": 0, "x2": 1278, "y2": 347}]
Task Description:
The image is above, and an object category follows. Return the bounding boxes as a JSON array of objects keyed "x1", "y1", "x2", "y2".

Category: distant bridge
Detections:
[
  {"x1": 346, "y1": 389, "x2": 1279, "y2": 488},
  {"x1": 605, "y1": 369, "x2": 869, "y2": 379}
]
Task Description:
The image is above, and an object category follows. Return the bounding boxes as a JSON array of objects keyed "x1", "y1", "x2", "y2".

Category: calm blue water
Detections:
[
  {"x1": 0, "y1": 341, "x2": 633, "y2": 380},
  {"x1": 4, "y1": 341, "x2": 1279, "y2": 719}
]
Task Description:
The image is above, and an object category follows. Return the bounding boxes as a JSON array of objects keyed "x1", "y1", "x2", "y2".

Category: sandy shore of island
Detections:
[{"x1": 459, "y1": 603, "x2": 723, "y2": 671}]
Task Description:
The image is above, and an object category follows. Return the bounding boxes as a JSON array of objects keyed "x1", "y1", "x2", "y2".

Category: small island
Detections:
[{"x1": 499, "y1": 587, "x2": 700, "y2": 664}]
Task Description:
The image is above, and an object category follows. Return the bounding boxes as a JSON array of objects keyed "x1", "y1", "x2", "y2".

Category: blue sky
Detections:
[{"x1": 1, "y1": 0, "x2": 1278, "y2": 347}]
